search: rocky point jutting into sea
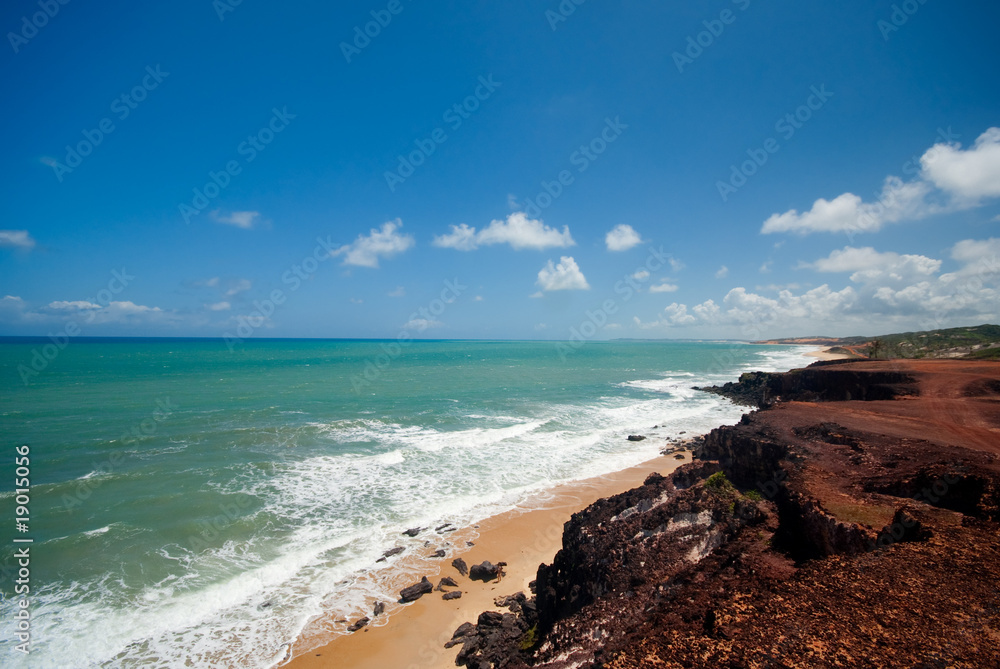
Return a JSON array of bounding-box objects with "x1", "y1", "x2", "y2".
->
[{"x1": 448, "y1": 359, "x2": 1000, "y2": 668}]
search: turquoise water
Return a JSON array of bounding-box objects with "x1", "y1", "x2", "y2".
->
[{"x1": 0, "y1": 339, "x2": 813, "y2": 667}]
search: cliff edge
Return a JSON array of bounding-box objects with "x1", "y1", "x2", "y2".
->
[{"x1": 450, "y1": 360, "x2": 1000, "y2": 668}]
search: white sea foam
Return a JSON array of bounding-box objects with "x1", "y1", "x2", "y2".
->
[{"x1": 0, "y1": 344, "x2": 818, "y2": 668}]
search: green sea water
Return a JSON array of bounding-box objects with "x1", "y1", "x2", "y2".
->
[{"x1": 0, "y1": 338, "x2": 814, "y2": 668}]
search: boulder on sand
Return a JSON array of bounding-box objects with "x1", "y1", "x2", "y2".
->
[
  {"x1": 400, "y1": 576, "x2": 433, "y2": 603},
  {"x1": 469, "y1": 561, "x2": 506, "y2": 582}
]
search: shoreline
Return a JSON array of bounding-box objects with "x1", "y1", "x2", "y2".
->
[
  {"x1": 284, "y1": 449, "x2": 694, "y2": 669},
  {"x1": 803, "y1": 346, "x2": 855, "y2": 361}
]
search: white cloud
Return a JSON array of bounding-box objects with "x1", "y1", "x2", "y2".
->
[
  {"x1": 433, "y1": 223, "x2": 478, "y2": 251},
  {"x1": 225, "y1": 279, "x2": 252, "y2": 297},
  {"x1": 605, "y1": 224, "x2": 642, "y2": 252},
  {"x1": 669, "y1": 257, "x2": 685, "y2": 273},
  {"x1": 434, "y1": 213, "x2": 574, "y2": 251},
  {"x1": 950, "y1": 237, "x2": 1000, "y2": 266},
  {"x1": 474, "y1": 295, "x2": 484, "y2": 302},
  {"x1": 631, "y1": 236, "x2": 1000, "y2": 334},
  {"x1": 756, "y1": 283, "x2": 802, "y2": 292},
  {"x1": 807, "y1": 246, "x2": 941, "y2": 284},
  {"x1": 761, "y1": 128, "x2": 1000, "y2": 236},
  {"x1": 0, "y1": 230, "x2": 36, "y2": 249},
  {"x1": 529, "y1": 291, "x2": 544, "y2": 299},
  {"x1": 48, "y1": 300, "x2": 101, "y2": 311},
  {"x1": 761, "y1": 178, "x2": 934, "y2": 235},
  {"x1": 921, "y1": 128, "x2": 1000, "y2": 203},
  {"x1": 649, "y1": 282, "x2": 679, "y2": 293},
  {"x1": 207, "y1": 301, "x2": 231, "y2": 311},
  {"x1": 632, "y1": 269, "x2": 650, "y2": 281},
  {"x1": 536, "y1": 256, "x2": 590, "y2": 291},
  {"x1": 196, "y1": 277, "x2": 221, "y2": 288},
  {"x1": 212, "y1": 210, "x2": 260, "y2": 229},
  {"x1": 333, "y1": 219, "x2": 415, "y2": 268},
  {"x1": 715, "y1": 266, "x2": 729, "y2": 279},
  {"x1": 404, "y1": 318, "x2": 443, "y2": 331},
  {"x1": 759, "y1": 261, "x2": 773, "y2": 273},
  {"x1": 349, "y1": 298, "x2": 363, "y2": 304},
  {"x1": 388, "y1": 286, "x2": 406, "y2": 298}
]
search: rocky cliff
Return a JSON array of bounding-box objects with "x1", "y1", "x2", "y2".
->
[{"x1": 449, "y1": 360, "x2": 1000, "y2": 668}]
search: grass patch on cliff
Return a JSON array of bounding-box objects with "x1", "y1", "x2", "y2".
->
[
  {"x1": 519, "y1": 624, "x2": 539, "y2": 651},
  {"x1": 705, "y1": 471, "x2": 738, "y2": 496}
]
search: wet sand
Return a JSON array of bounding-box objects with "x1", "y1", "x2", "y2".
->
[{"x1": 284, "y1": 451, "x2": 693, "y2": 669}]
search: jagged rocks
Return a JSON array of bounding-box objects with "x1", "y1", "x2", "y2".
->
[
  {"x1": 400, "y1": 576, "x2": 433, "y2": 603},
  {"x1": 372, "y1": 601, "x2": 385, "y2": 616},
  {"x1": 452, "y1": 557, "x2": 469, "y2": 576},
  {"x1": 347, "y1": 616, "x2": 369, "y2": 632},
  {"x1": 469, "y1": 561, "x2": 506, "y2": 582},
  {"x1": 443, "y1": 591, "x2": 462, "y2": 601},
  {"x1": 403, "y1": 527, "x2": 423, "y2": 537},
  {"x1": 627, "y1": 434, "x2": 646, "y2": 441},
  {"x1": 436, "y1": 576, "x2": 459, "y2": 591}
]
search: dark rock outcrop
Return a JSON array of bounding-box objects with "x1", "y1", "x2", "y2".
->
[
  {"x1": 399, "y1": 576, "x2": 433, "y2": 603},
  {"x1": 346, "y1": 616, "x2": 369, "y2": 632},
  {"x1": 443, "y1": 591, "x2": 462, "y2": 601},
  {"x1": 452, "y1": 557, "x2": 469, "y2": 576},
  {"x1": 449, "y1": 360, "x2": 1000, "y2": 668},
  {"x1": 469, "y1": 561, "x2": 505, "y2": 582},
  {"x1": 436, "y1": 576, "x2": 459, "y2": 591},
  {"x1": 626, "y1": 434, "x2": 646, "y2": 441}
]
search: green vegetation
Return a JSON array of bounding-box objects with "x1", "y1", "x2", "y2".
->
[
  {"x1": 745, "y1": 489, "x2": 764, "y2": 502},
  {"x1": 759, "y1": 324, "x2": 1000, "y2": 360},
  {"x1": 847, "y1": 324, "x2": 1000, "y2": 359},
  {"x1": 520, "y1": 624, "x2": 539, "y2": 651},
  {"x1": 705, "y1": 471, "x2": 737, "y2": 495},
  {"x1": 964, "y1": 346, "x2": 1000, "y2": 360}
]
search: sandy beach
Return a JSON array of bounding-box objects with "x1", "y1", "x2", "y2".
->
[
  {"x1": 284, "y1": 450, "x2": 694, "y2": 669},
  {"x1": 803, "y1": 346, "x2": 855, "y2": 361}
]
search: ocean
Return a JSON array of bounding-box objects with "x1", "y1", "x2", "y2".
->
[{"x1": 0, "y1": 338, "x2": 814, "y2": 668}]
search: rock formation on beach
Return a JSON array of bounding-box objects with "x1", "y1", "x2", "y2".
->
[{"x1": 450, "y1": 359, "x2": 1000, "y2": 668}]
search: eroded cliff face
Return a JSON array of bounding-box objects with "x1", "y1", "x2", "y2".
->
[{"x1": 450, "y1": 361, "x2": 1000, "y2": 669}]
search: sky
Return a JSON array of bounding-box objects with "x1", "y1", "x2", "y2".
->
[{"x1": 1, "y1": 0, "x2": 998, "y2": 342}]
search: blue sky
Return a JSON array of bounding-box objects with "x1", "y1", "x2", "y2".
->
[{"x1": 1, "y1": 0, "x2": 998, "y2": 341}]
